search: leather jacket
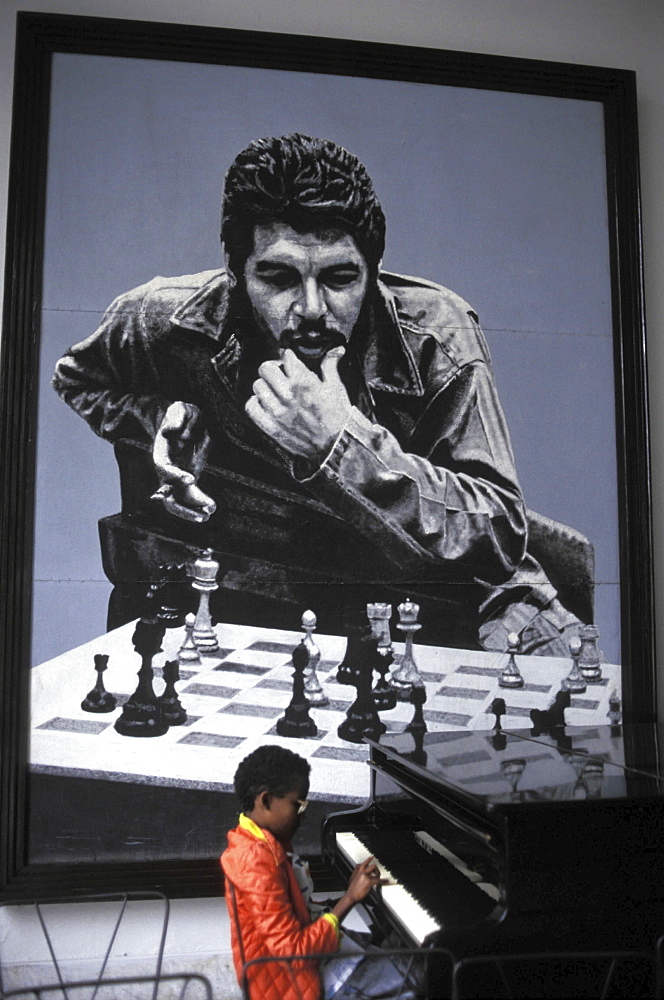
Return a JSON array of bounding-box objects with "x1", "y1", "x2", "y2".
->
[{"x1": 53, "y1": 269, "x2": 573, "y2": 650}]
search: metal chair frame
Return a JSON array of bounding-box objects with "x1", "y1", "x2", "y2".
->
[
  {"x1": 451, "y1": 948, "x2": 658, "y2": 1000},
  {"x1": 0, "y1": 892, "x2": 169, "y2": 1000},
  {"x1": 0, "y1": 972, "x2": 212, "y2": 1000}
]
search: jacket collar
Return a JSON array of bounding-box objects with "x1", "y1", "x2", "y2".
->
[{"x1": 170, "y1": 269, "x2": 424, "y2": 397}]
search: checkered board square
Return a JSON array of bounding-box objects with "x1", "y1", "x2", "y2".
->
[{"x1": 29, "y1": 620, "x2": 621, "y2": 804}]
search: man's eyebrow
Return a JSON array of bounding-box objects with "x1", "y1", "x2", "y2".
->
[{"x1": 254, "y1": 260, "x2": 298, "y2": 271}]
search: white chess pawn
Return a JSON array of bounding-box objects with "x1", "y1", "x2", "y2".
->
[
  {"x1": 301, "y1": 610, "x2": 328, "y2": 706},
  {"x1": 499, "y1": 632, "x2": 524, "y2": 689},
  {"x1": 192, "y1": 549, "x2": 220, "y2": 654},
  {"x1": 178, "y1": 612, "x2": 201, "y2": 665}
]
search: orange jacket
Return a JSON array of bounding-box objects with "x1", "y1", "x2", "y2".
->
[{"x1": 221, "y1": 816, "x2": 340, "y2": 1000}]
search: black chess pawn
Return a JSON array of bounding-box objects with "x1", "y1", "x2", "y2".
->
[
  {"x1": 488, "y1": 697, "x2": 507, "y2": 750},
  {"x1": 159, "y1": 659, "x2": 187, "y2": 726},
  {"x1": 372, "y1": 648, "x2": 397, "y2": 712},
  {"x1": 338, "y1": 642, "x2": 386, "y2": 744},
  {"x1": 114, "y1": 619, "x2": 169, "y2": 737},
  {"x1": 404, "y1": 682, "x2": 427, "y2": 736},
  {"x1": 156, "y1": 564, "x2": 188, "y2": 629},
  {"x1": 490, "y1": 696, "x2": 506, "y2": 730},
  {"x1": 276, "y1": 641, "x2": 318, "y2": 738},
  {"x1": 81, "y1": 653, "x2": 117, "y2": 713}
]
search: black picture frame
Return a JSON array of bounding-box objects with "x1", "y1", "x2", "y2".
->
[{"x1": 0, "y1": 11, "x2": 653, "y2": 899}]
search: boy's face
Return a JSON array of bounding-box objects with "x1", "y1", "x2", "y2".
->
[{"x1": 254, "y1": 777, "x2": 310, "y2": 845}]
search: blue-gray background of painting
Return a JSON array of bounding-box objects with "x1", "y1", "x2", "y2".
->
[{"x1": 32, "y1": 53, "x2": 618, "y2": 664}]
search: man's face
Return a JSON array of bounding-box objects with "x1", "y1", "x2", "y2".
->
[{"x1": 242, "y1": 221, "x2": 369, "y2": 367}]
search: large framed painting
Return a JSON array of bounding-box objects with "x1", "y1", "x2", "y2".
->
[{"x1": 0, "y1": 12, "x2": 652, "y2": 897}]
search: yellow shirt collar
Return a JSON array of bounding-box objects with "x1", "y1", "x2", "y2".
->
[{"x1": 239, "y1": 812, "x2": 266, "y2": 840}]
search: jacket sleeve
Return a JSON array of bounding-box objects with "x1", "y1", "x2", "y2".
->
[
  {"x1": 300, "y1": 356, "x2": 527, "y2": 586},
  {"x1": 51, "y1": 286, "x2": 173, "y2": 445},
  {"x1": 234, "y1": 848, "x2": 339, "y2": 959}
]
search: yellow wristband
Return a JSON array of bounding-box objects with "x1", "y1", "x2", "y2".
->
[{"x1": 323, "y1": 912, "x2": 340, "y2": 938}]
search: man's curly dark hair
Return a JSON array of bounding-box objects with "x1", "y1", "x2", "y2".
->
[
  {"x1": 233, "y1": 744, "x2": 311, "y2": 813},
  {"x1": 221, "y1": 133, "x2": 386, "y2": 279}
]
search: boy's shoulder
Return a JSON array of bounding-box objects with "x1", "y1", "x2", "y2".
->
[{"x1": 221, "y1": 824, "x2": 287, "y2": 884}]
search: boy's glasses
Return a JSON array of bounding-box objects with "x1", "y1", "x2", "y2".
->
[{"x1": 295, "y1": 798, "x2": 309, "y2": 815}]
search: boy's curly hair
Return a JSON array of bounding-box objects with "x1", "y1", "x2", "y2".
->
[{"x1": 233, "y1": 744, "x2": 311, "y2": 813}]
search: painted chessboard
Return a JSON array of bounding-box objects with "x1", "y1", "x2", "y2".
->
[{"x1": 30, "y1": 620, "x2": 621, "y2": 804}]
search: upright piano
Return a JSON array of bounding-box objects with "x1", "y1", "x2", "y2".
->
[{"x1": 322, "y1": 722, "x2": 664, "y2": 994}]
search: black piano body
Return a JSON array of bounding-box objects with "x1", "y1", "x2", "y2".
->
[{"x1": 322, "y1": 723, "x2": 664, "y2": 994}]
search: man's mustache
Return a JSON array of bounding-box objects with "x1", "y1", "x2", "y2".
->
[{"x1": 279, "y1": 322, "x2": 346, "y2": 354}]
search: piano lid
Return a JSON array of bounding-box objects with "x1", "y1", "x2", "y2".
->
[{"x1": 365, "y1": 724, "x2": 664, "y2": 807}]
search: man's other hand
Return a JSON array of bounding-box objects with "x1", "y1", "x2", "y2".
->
[
  {"x1": 152, "y1": 401, "x2": 216, "y2": 523},
  {"x1": 245, "y1": 347, "x2": 353, "y2": 460}
]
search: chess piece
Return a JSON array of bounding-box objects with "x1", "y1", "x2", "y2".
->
[
  {"x1": 372, "y1": 647, "x2": 397, "y2": 711},
  {"x1": 366, "y1": 603, "x2": 392, "y2": 655},
  {"x1": 81, "y1": 653, "x2": 117, "y2": 713},
  {"x1": 159, "y1": 659, "x2": 187, "y2": 726},
  {"x1": 404, "y1": 681, "x2": 427, "y2": 736},
  {"x1": 561, "y1": 636, "x2": 587, "y2": 693},
  {"x1": 301, "y1": 610, "x2": 328, "y2": 706},
  {"x1": 578, "y1": 624, "x2": 602, "y2": 683},
  {"x1": 114, "y1": 619, "x2": 169, "y2": 737},
  {"x1": 277, "y1": 641, "x2": 318, "y2": 738},
  {"x1": 367, "y1": 603, "x2": 397, "y2": 711},
  {"x1": 178, "y1": 612, "x2": 201, "y2": 665},
  {"x1": 530, "y1": 689, "x2": 571, "y2": 737},
  {"x1": 389, "y1": 599, "x2": 424, "y2": 700},
  {"x1": 607, "y1": 689, "x2": 622, "y2": 728},
  {"x1": 490, "y1": 696, "x2": 506, "y2": 730},
  {"x1": 336, "y1": 613, "x2": 374, "y2": 686},
  {"x1": 499, "y1": 632, "x2": 524, "y2": 689},
  {"x1": 338, "y1": 638, "x2": 386, "y2": 744},
  {"x1": 192, "y1": 548, "x2": 220, "y2": 654},
  {"x1": 156, "y1": 563, "x2": 188, "y2": 629}
]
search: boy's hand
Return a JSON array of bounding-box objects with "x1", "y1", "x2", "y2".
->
[{"x1": 346, "y1": 857, "x2": 390, "y2": 903}]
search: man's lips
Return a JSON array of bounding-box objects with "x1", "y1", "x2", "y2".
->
[{"x1": 280, "y1": 327, "x2": 345, "y2": 360}]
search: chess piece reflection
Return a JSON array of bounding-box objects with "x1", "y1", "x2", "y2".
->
[
  {"x1": 607, "y1": 689, "x2": 622, "y2": 731},
  {"x1": 301, "y1": 610, "x2": 328, "y2": 706},
  {"x1": 81, "y1": 654, "x2": 117, "y2": 713},
  {"x1": 192, "y1": 548, "x2": 220, "y2": 654},
  {"x1": 390, "y1": 599, "x2": 424, "y2": 700},
  {"x1": 499, "y1": 632, "x2": 524, "y2": 689},
  {"x1": 277, "y1": 641, "x2": 318, "y2": 738},
  {"x1": 114, "y1": 619, "x2": 169, "y2": 737},
  {"x1": 159, "y1": 659, "x2": 187, "y2": 726},
  {"x1": 501, "y1": 758, "x2": 527, "y2": 800}
]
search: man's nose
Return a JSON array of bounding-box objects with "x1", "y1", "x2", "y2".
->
[{"x1": 294, "y1": 279, "x2": 326, "y2": 319}]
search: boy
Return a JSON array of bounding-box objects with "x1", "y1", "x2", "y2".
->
[{"x1": 221, "y1": 744, "x2": 422, "y2": 1000}]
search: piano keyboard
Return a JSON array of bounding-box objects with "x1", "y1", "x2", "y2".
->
[
  {"x1": 335, "y1": 828, "x2": 501, "y2": 946},
  {"x1": 336, "y1": 829, "x2": 442, "y2": 944}
]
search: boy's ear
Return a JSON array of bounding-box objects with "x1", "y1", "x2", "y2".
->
[{"x1": 258, "y1": 789, "x2": 271, "y2": 811}]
